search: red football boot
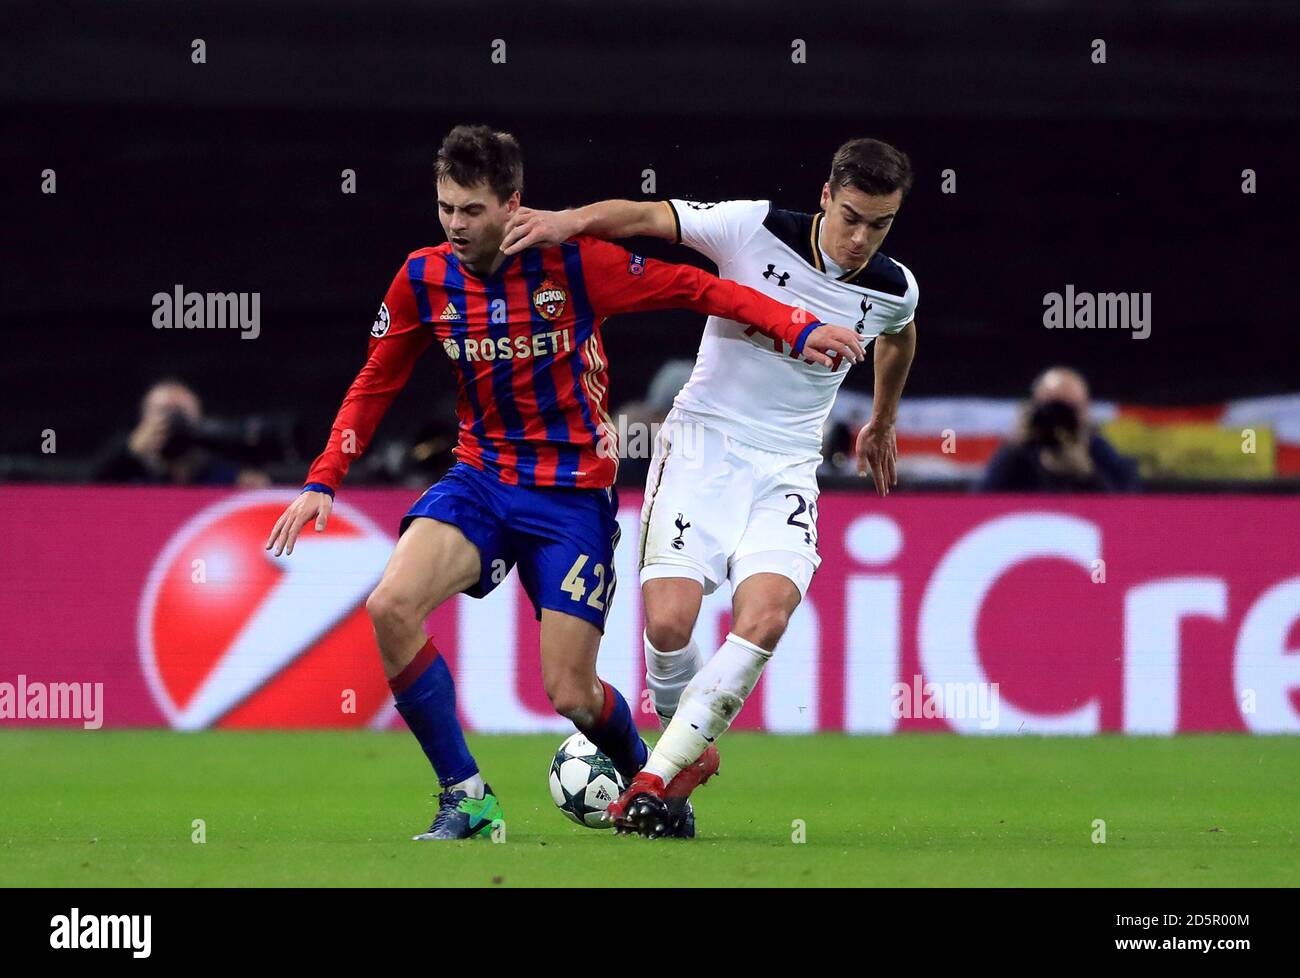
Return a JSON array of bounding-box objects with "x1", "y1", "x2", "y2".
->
[
  {"x1": 665, "y1": 743, "x2": 720, "y2": 805},
  {"x1": 610, "y1": 744, "x2": 721, "y2": 838},
  {"x1": 608, "y1": 772, "x2": 670, "y2": 837}
]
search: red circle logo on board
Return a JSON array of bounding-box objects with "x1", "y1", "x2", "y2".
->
[{"x1": 137, "y1": 492, "x2": 395, "y2": 729}]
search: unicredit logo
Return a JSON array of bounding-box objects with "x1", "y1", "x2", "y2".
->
[{"x1": 137, "y1": 492, "x2": 394, "y2": 729}]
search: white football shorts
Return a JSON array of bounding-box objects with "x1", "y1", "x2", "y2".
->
[{"x1": 638, "y1": 408, "x2": 822, "y2": 598}]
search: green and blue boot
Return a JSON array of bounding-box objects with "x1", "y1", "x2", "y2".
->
[{"x1": 413, "y1": 784, "x2": 503, "y2": 841}]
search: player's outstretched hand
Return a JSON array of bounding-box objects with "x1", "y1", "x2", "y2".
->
[
  {"x1": 856, "y1": 421, "x2": 898, "y2": 497},
  {"x1": 264, "y1": 490, "x2": 333, "y2": 557},
  {"x1": 501, "y1": 207, "x2": 581, "y2": 255},
  {"x1": 802, "y1": 324, "x2": 866, "y2": 369}
]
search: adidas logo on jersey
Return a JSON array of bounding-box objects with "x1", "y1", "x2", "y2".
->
[{"x1": 439, "y1": 302, "x2": 461, "y2": 321}]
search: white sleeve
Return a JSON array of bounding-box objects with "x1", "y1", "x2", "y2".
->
[
  {"x1": 880, "y1": 263, "x2": 919, "y2": 334},
  {"x1": 665, "y1": 199, "x2": 769, "y2": 266}
]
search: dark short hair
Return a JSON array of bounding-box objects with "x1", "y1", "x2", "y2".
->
[
  {"x1": 435, "y1": 124, "x2": 523, "y2": 202},
  {"x1": 829, "y1": 138, "x2": 913, "y2": 198}
]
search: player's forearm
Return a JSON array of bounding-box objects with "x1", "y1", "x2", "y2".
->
[
  {"x1": 303, "y1": 391, "x2": 391, "y2": 493},
  {"x1": 669, "y1": 270, "x2": 816, "y2": 353},
  {"x1": 303, "y1": 333, "x2": 427, "y2": 492},
  {"x1": 870, "y1": 321, "x2": 916, "y2": 425},
  {"x1": 570, "y1": 200, "x2": 674, "y2": 241},
  {"x1": 593, "y1": 248, "x2": 816, "y2": 354}
]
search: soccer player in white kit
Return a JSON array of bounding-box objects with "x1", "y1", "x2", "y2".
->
[{"x1": 502, "y1": 138, "x2": 918, "y2": 836}]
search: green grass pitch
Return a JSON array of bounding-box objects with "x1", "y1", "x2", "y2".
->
[{"x1": 1, "y1": 731, "x2": 1296, "y2": 887}]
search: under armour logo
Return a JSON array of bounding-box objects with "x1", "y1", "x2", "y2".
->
[
  {"x1": 763, "y1": 264, "x2": 790, "y2": 287},
  {"x1": 672, "y1": 513, "x2": 691, "y2": 550},
  {"x1": 854, "y1": 295, "x2": 873, "y2": 334}
]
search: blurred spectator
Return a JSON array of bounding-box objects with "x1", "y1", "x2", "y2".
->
[
  {"x1": 821, "y1": 388, "x2": 873, "y2": 477},
  {"x1": 93, "y1": 380, "x2": 270, "y2": 487},
  {"x1": 613, "y1": 359, "x2": 694, "y2": 485},
  {"x1": 357, "y1": 410, "x2": 460, "y2": 489},
  {"x1": 644, "y1": 360, "x2": 696, "y2": 419},
  {"x1": 402, "y1": 414, "x2": 460, "y2": 487},
  {"x1": 979, "y1": 367, "x2": 1139, "y2": 492}
]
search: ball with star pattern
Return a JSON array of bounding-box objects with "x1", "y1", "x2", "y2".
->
[{"x1": 549, "y1": 732, "x2": 626, "y2": 828}]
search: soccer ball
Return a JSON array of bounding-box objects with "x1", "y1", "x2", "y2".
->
[{"x1": 549, "y1": 732, "x2": 626, "y2": 828}]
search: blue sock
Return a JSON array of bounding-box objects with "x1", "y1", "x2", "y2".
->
[
  {"x1": 581, "y1": 681, "x2": 649, "y2": 781},
  {"x1": 390, "y1": 640, "x2": 478, "y2": 788}
]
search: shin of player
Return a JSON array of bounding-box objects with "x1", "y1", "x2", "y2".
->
[
  {"x1": 366, "y1": 518, "x2": 489, "y2": 804},
  {"x1": 643, "y1": 582, "x2": 704, "y2": 727},
  {"x1": 540, "y1": 609, "x2": 649, "y2": 781},
  {"x1": 642, "y1": 572, "x2": 799, "y2": 783}
]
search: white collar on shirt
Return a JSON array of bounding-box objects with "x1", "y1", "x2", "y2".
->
[{"x1": 816, "y1": 218, "x2": 848, "y2": 278}]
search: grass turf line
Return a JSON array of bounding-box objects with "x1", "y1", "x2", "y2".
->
[{"x1": 1, "y1": 731, "x2": 1296, "y2": 887}]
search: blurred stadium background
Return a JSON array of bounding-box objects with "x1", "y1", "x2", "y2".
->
[{"x1": 4, "y1": 0, "x2": 1300, "y2": 492}]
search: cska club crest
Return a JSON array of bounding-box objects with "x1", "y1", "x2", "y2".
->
[{"x1": 532, "y1": 278, "x2": 567, "y2": 321}]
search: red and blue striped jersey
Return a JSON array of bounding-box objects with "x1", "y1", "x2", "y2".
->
[{"x1": 305, "y1": 235, "x2": 821, "y2": 491}]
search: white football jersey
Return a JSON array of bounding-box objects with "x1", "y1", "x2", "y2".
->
[{"x1": 664, "y1": 198, "x2": 918, "y2": 460}]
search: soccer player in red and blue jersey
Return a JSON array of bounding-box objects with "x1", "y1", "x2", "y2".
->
[{"x1": 265, "y1": 125, "x2": 865, "y2": 840}]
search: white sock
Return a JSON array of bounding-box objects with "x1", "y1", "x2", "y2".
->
[
  {"x1": 451, "y1": 773, "x2": 485, "y2": 799},
  {"x1": 644, "y1": 632, "x2": 703, "y2": 726},
  {"x1": 644, "y1": 632, "x2": 771, "y2": 784}
]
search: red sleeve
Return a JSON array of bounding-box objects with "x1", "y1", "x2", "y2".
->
[
  {"x1": 303, "y1": 265, "x2": 431, "y2": 493},
  {"x1": 575, "y1": 236, "x2": 821, "y2": 354}
]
